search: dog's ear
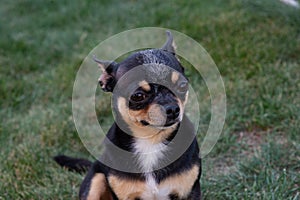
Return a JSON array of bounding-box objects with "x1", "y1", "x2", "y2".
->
[
  {"x1": 93, "y1": 55, "x2": 118, "y2": 92},
  {"x1": 161, "y1": 31, "x2": 176, "y2": 55},
  {"x1": 161, "y1": 31, "x2": 184, "y2": 72}
]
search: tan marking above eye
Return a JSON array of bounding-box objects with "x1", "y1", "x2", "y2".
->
[
  {"x1": 171, "y1": 71, "x2": 180, "y2": 84},
  {"x1": 138, "y1": 80, "x2": 151, "y2": 91}
]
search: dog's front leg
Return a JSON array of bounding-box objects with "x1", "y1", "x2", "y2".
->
[{"x1": 79, "y1": 163, "x2": 113, "y2": 200}]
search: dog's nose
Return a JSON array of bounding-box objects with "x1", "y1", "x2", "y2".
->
[{"x1": 166, "y1": 104, "x2": 180, "y2": 120}]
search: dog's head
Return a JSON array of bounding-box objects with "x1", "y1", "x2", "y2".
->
[{"x1": 95, "y1": 31, "x2": 189, "y2": 140}]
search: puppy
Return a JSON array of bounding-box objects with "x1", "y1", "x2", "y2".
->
[{"x1": 55, "y1": 31, "x2": 201, "y2": 200}]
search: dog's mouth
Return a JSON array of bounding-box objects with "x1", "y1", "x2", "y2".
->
[
  {"x1": 140, "y1": 119, "x2": 179, "y2": 129},
  {"x1": 140, "y1": 120, "x2": 150, "y2": 126}
]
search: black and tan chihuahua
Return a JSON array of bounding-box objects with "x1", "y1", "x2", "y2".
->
[{"x1": 54, "y1": 31, "x2": 201, "y2": 200}]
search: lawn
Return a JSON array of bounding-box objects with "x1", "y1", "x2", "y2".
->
[{"x1": 0, "y1": 0, "x2": 299, "y2": 199}]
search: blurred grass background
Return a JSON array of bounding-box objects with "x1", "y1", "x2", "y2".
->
[{"x1": 0, "y1": 0, "x2": 299, "y2": 199}]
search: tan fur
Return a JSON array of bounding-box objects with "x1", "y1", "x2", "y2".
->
[
  {"x1": 159, "y1": 164, "x2": 200, "y2": 198},
  {"x1": 108, "y1": 165, "x2": 199, "y2": 199},
  {"x1": 171, "y1": 71, "x2": 180, "y2": 84},
  {"x1": 138, "y1": 80, "x2": 151, "y2": 91},
  {"x1": 117, "y1": 97, "x2": 177, "y2": 143},
  {"x1": 108, "y1": 175, "x2": 146, "y2": 200},
  {"x1": 87, "y1": 173, "x2": 113, "y2": 200}
]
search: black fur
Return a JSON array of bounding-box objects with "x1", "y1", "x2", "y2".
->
[{"x1": 116, "y1": 49, "x2": 184, "y2": 80}]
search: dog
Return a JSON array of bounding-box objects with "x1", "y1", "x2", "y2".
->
[{"x1": 54, "y1": 31, "x2": 201, "y2": 200}]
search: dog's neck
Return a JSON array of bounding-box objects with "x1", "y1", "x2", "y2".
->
[
  {"x1": 133, "y1": 138, "x2": 169, "y2": 173},
  {"x1": 132, "y1": 124, "x2": 179, "y2": 173}
]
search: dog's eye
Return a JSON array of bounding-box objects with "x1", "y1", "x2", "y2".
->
[
  {"x1": 177, "y1": 81, "x2": 188, "y2": 93},
  {"x1": 130, "y1": 92, "x2": 146, "y2": 102}
]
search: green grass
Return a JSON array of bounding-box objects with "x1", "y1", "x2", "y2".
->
[{"x1": 1, "y1": 0, "x2": 299, "y2": 199}]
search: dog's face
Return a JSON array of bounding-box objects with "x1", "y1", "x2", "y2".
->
[
  {"x1": 123, "y1": 76, "x2": 188, "y2": 128},
  {"x1": 95, "y1": 32, "x2": 189, "y2": 140}
]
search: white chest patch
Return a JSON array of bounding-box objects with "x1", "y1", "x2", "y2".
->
[
  {"x1": 134, "y1": 139, "x2": 168, "y2": 172},
  {"x1": 134, "y1": 139, "x2": 170, "y2": 199},
  {"x1": 142, "y1": 175, "x2": 171, "y2": 200}
]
